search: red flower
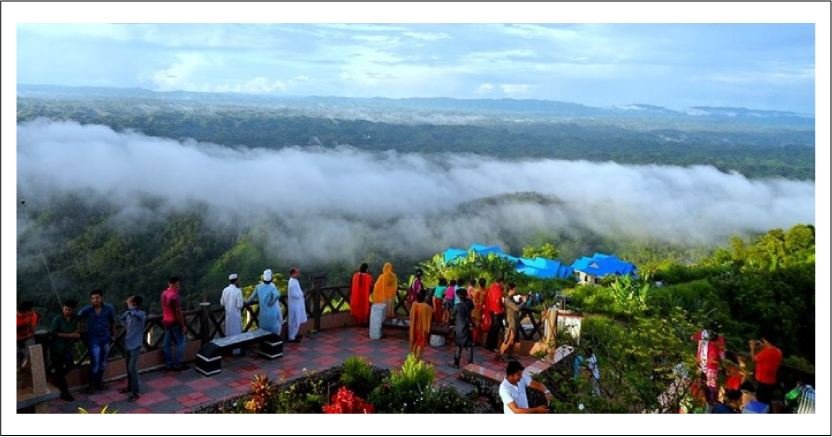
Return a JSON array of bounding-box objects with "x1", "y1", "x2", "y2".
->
[{"x1": 323, "y1": 387, "x2": 375, "y2": 414}]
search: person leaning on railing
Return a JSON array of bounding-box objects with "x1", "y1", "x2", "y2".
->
[{"x1": 49, "y1": 299, "x2": 80, "y2": 401}]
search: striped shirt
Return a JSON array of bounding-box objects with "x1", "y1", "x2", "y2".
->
[{"x1": 797, "y1": 385, "x2": 815, "y2": 414}]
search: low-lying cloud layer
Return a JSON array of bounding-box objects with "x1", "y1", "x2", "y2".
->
[{"x1": 17, "y1": 119, "x2": 815, "y2": 264}]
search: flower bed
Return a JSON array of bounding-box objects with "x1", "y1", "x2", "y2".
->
[{"x1": 193, "y1": 355, "x2": 492, "y2": 414}]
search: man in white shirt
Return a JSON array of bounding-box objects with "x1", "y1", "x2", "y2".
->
[
  {"x1": 220, "y1": 273, "x2": 244, "y2": 355},
  {"x1": 287, "y1": 267, "x2": 308, "y2": 343},
  {"x1": 499, "y1": 360, "x2": 553, "y2": 414}
]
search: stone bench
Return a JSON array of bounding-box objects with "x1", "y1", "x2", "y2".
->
[{"x1": 195, "y1": 329, "x2": 283, "y2": 376}]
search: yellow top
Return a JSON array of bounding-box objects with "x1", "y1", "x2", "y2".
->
[
  {"x1": 409, "y1": 301, "x2": 433, "y2": 344},
  {"x1": 372, "y1": 262, "x2": 398, "y2": 303}
]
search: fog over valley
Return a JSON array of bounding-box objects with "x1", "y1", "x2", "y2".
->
[{"x1": 17, "y1": 119, "x2": 814, "y2": 266}]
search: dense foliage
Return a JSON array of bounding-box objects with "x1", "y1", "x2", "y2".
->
[
  {"x1": 539, "y1": 224, "x2": 815, "y2": 412},
  {"x1": 368, "y1": 354, "x2": 476, "y2": 413},
  {"x1": 339, "y1": 356, "x2": 381, "y2": 398},
  {"x1": 198, "y1": 356, "x2": 476, "y2": 414}
]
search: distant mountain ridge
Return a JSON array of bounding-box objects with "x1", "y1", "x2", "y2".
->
[{"x1": 17, "y1": 83, "x2": 813, "y2": 121}]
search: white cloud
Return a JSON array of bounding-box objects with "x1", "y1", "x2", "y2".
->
[
  {"x1": 496, "y1": 24, "x2": 584, "y2": 41},
  {"x1": 352, "y1": 34, "x2": 401, "y2": 45},
  {"x1": 151, "y1": 53, "x2": 218, "y2": 91},
  {"x1": 150, "y1": 53, "x2": 290, "y2": 94},
  {"x1": 402, "y1": 31, "x2": 451, "y2": 41},
  {"x1": 707, "y1": 68, "x2": 814, "y2": 85},
  {"x1": 475, "y1": 83, "x2": 495, "y2": 95},
  {"x1": 316, "y1": 24, "x2": 409, "y2": 33},
  {"x1": 461, "y1": 49, "x2": 537, "y2": 65},
  {"x1": 213, "y1": 77, "x2": 287, "y2": 94},
  {"x1": 17, "y1": 120, "x2": 815, "y2": 264},
  {"x1": 20, "y1": 24, "x2": 132, "y2": 41},
  {"x1": 499, "y1": 83, "x2": 530, "y2": 96}
]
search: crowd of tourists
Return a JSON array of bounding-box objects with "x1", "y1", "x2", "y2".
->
[
  {"x1": 18, "y1": 261, "x2": 814, "y2": 415},
  {"x1": 686, "y1": 324, "x2": 813, "y2": 414}
]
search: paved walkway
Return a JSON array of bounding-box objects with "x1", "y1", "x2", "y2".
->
[{"x1": 42, "y1": 327, "x2": 536, "y2": 413}]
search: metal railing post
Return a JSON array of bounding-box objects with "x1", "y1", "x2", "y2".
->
[{"x1": 199, "y1": 302, "x2": 211, "y2": 345}]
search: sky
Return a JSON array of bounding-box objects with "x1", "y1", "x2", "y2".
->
[{"x1": 16, "y1": 23, "x2": 815, "y2": 113}]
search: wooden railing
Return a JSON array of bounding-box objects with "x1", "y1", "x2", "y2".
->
[{"x1": 38, "y1": 281, "x2": 552, "y2": 370}]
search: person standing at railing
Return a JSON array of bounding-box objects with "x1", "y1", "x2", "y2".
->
[
  {"x1": 220, "y1": 273, "x2": 244, "y2": 355},
  {"x1": 405, "y1": 269, "x2": 423, "y2": 313},
  {"x1": 432, "y1": 278, "x2": 448, "y2": 326},
  {"x1": 484, "y1": 277, "x2": 506, "y2": 352},
  {"x1": 119, "y1": 295, "x2": 146, "y2": 402},
  {"x1": 17, "y1": 301, "x2": 39, "y2": 369},
  {"x1": 287, "y1": 267, "x2": 308, "y2": 343},
  {"x1": 49, "y1": 298, "x2": 79, "y2": 401},
  {"x1": 443, "y1": 280, "x2": 457, "y2": 326},
  {"x1": 78, "y1": 289, "x2": 116, "y2": 392},
  {"x1": 350, "y1": 263, "x2": 373, "y2": 325},
  {"x1": 497, "y1": 284, "x2": 525, "y2": 362},
  {"x1": 247, "y1": 269, "x2": 283, "y2": 336},
  {"x1": 161, "y1": 277, "x2": 188, "y2": 371},
  {"x1": 469, "y1": 278, "x2": 484, "y2": 344},
  {"x1": 372, "y1": 263, "x2": 398, "y2": 319},
  {"x1": 451, "y1": 288, "x2": 475, "y2": 368}
]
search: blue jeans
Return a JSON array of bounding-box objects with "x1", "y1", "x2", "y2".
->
[
  {"x1": 88, "y1": 339, "x2": 110, "y2": 386},
  {"x1": 125, "y1": 347, "x2": 140, "y2": 395},
  {"x1": 162, "y1": 325, "x2": 185, "y2": 368}
]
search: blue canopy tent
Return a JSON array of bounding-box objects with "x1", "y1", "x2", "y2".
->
[
  {"x1": 441, "y1": 243, "x2": 574, "y2": 280},
  {"x1": 571, "y1": 253, "x2": 637, "y2": 278},
  {"x1": 516, "y1": 257, "x2": 575, "y2": 279},
  {"x1": 443, "y1": 248, "x2": 468, "y2": 264}
]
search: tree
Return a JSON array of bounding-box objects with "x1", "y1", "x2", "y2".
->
[{"x1": 521, "y1": 242, "x2": 560, "y2": 260}]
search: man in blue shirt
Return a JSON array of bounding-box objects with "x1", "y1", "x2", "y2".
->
[
  {"x1": 78, "y1": 289, "x2": 116, "y2": 393},
  {"x1": 119, "y1": 295, "x2": 146, "y2": 401}
]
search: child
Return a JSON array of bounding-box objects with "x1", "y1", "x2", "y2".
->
[
  {"x1": 119, "y1": 295, "x2": 146, "y2": 401},
  {"x1": 443, "y1": 280, "x2": 457, "y2": 325},
  {"x1": 17, "y1": 301, "x2": 39, "y2": 369}
]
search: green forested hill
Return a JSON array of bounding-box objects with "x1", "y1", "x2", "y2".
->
[{"x1": 17, "y1": 97, "x2": 815, "y2": 180}]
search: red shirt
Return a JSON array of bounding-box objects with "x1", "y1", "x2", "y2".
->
[
  {"x1": 691, "y1": 330, "x2": 725, "y2": 370},
  {"x1": 754, "y1": 345, "x2": 782, "y2": 385},
  {"x1": 161, "y1": 287, "x2": 181, "y2": 327},
  {"x1": 485, "y1": 283, "x2": 504, "y2": 315},
  {"x1": 725, "y1": 374, "x2": 742, "y2": 391},
  {"x1": 17, "y1": 312, "x2": 39, "y2": 340}
]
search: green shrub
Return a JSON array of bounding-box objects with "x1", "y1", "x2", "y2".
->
[
  {"x1": 369, "y1": 354, "x2": 437, "y2": 413},
  {"x1": 422, "y1": 385, "x2": 474, "y2": 413},
  {"x1": 340, "y1": 356, "x2": 380, "y2": 398},
  {"x1": 392, "y1": 353, "x2": 435, "y2": 390}
]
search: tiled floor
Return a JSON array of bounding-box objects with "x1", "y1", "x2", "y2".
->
[{"x1": 42, "y1": 326, "x2": 537, "y2": 414}]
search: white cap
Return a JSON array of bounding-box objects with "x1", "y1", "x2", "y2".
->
[
  {"x1": 228, "y1": 273, "x2": 238, "y2": 281},
  {"x1": 263, "y1": 269, "x2": 273, "y2": 282}
]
